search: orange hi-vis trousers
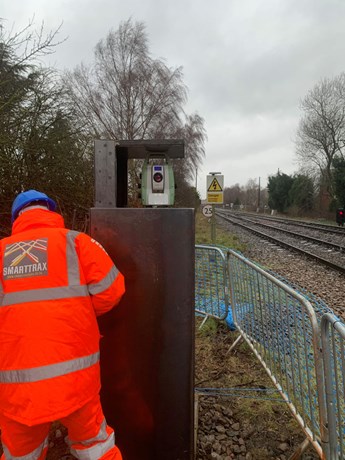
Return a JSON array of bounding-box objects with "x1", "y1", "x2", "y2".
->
[{"x1": 0, "y1": 395, "x2": 122, "y2": 460}]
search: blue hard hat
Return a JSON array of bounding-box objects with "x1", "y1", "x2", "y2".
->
[{"x1": 12, "y1": 190, "x2": 57, "y2": 223}]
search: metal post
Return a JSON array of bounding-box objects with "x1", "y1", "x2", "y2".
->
[
  {"x1": 194, "y1": 392, "x2": 199, "y2": 459},
  {"x1": 207, "y1": 172, "x2": 223, "y2": 243},
  {"x1": 211, "y1": 204, "x2": 216, "y2": 243}
]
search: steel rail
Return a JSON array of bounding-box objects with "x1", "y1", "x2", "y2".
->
[
  {"x1": 216, "y1": 211, "x2": 345, "y2": 275},
  {"x1": 219, "y1": 209, "x2": 345, "y2": 234},
  {"x1": 217, "y1": 212, "x2": 345, "y2": 253}
]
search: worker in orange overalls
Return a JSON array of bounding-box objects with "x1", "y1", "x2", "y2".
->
[{"x1": 0, "y1": 190, "x2": 126, "y2": 460}]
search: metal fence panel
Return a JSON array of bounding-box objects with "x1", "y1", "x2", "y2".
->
[
  {"x1": 321, "y1": 313, "x2": 345, "y2": 460},
  {"x1": 227, "y1": 249, "x2": 327, "y2": 458},
  {"x1": 195, "y1": 245, "x2": 229, "y2": 320},
  {"x1": 194, "y1": 245, "x2": 345, "y2": 459}
]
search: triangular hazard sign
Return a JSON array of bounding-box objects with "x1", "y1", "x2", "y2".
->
[{"x1": 208, "y1": 177, "x2": 222, "y2": 192}]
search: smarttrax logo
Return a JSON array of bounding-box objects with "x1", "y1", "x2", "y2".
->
[{"x1": 3, "y1": 239, "x2": 48, "y2": 280}]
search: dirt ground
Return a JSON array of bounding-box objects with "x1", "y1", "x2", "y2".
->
[
  {"x1": 195, "y1": 317, "x2": 320, "y2": 460},
  {"x1": 46, "y1": 425, "x2": 73, "y2": 459}
]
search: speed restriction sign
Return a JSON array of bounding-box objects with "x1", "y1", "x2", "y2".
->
[{"x1": 202, "y1": 205, "x2": 213, "y2": 217}]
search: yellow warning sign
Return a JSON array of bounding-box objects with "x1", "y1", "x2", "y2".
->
[
  {"x1": 208, "y1": 177, "x2": 223, "y2": 192},
  {"x1": 207, "y1": 193, "x2": 223, "y2": 203}
]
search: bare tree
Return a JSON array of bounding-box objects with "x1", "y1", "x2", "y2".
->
[
  {"x1": 64, "y1": 18, "x2": 206, "y2": 200},
  {"x1": 243, "y1": 178, "x2": 258, "y2": 208},
  {"x1": 0, "y1": 18, "x2": 64, "y2": 119},
  {"x1": 0, "y1": 17, "x2": 64, "y2": 64},
  {"x1": 295, "y1": 74, "x2": 345, "y2": 196},
  {"x1": 224, "y1": 184, "x2": 242, "y2": 205},
  {"x1": 173, "y1": 113, "x2": 207, "y2": 183},
  {"x1": 64, "y1": 20, "x2": 187, "y2": 138}
]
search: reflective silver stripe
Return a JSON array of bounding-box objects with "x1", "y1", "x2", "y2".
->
[
  {"x1": 71, "y1": 431, "x2": 115, "y2": 460},
  {"x1": 1, "y1": 285, "x2": 89, "y2": 306},
  {"x1": 69, "y1": 419, "x2": 108, "y2": 445},
  {"x1": 66, "y1": 230, "x2": 81, "y2": 285},
  {"x1": 0, "y1": 352, "x2": 99, "y2": 383},
  {"x1": 88, "y1": 266, "x2": 119, "y2": 296},
  {"x1": 3, "y1": 436, "x2": 49, "y2": 460}
]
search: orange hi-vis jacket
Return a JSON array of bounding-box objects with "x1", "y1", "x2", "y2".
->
[{"x1": 0, "y1": 208, "x2": 125, "y2": 425}]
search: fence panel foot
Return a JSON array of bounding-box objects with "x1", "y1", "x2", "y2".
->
[
  {"x1": 288, "y1": 438, "x2": 311, "y2": 460},
  {"x1": 226, "y1": 334, "x2": 243, "y2": 355}
]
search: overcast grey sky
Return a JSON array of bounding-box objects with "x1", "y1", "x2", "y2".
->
[{"x1": 2, "y1": 0, "x2": 345, "y2": 198}]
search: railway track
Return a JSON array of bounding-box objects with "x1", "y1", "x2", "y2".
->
[
  {"x1": 227, "y1": 213, "x2": 345, "y2": 249},
  {"x1": 214, "y1": 209, "x2": 345, "y2": 319},
  {"x1": 216, "y1": 210, "x2": 345, "y2": 274},
  {"x1": 229, "y1": 211, "x2": 344, "y2": 233}
]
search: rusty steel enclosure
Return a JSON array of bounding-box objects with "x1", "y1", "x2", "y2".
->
[{"x1": 90, "y1": 208, "x2": 195, "y2": 460}]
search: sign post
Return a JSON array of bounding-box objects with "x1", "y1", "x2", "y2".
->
[{"x1": 206, "y1": 172, "x2": 224, "y2": 243}]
